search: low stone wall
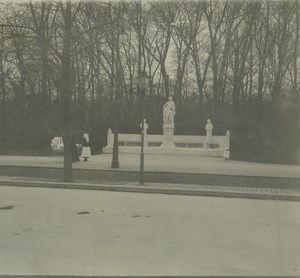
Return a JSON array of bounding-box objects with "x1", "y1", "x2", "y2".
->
[{"x1": 103, "y1": 129, "x2": 230, "y2": 157}]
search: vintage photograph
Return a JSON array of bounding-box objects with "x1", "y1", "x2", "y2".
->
[{"x1": 0, "y1": 0, "x2": 299, "y2": 276}]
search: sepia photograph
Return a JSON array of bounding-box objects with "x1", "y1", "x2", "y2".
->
[{"x1": 0, "y1": 0, "x2": 299, "y2": 276}]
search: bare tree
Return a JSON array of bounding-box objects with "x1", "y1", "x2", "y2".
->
[
  {"x1": 266, "y1": 2, "x2": 296, "y2": 107},
  {"x1": 228, "y1": 3, "x2": 255, "y2": 110},
  {"x1": 293, "y1": 1, "x2": 299, "y2": 104},
  {"x1": 253, "y1": 1, "x2": 277, "y2": 117},
  {"x1": 204, "y1": 1, "x2": 229, "y2": 110},
  {"x1": 144, "y1": 2, "x2": 178, "y2": 99},
  {"x1": 57, "y1": 1, "x2": 81, "y2": 182},
  {"x1": 171, "y1": 2, "x2": 203, "y2": 105}
]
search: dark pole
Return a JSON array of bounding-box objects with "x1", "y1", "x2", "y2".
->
[
  {"x1": 111, "y1": 130, "x2": 119, "y2": 168},
  {"x1": 139, "y1": 89, "x2": 145, "y2": 185}
]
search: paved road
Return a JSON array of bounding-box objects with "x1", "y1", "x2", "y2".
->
[
  {"x1": 0, "y1": 185, "x2": 299, "y2": 276},
  {"x1": 1, "y1": 176, "x2": 300, "y2": 201}
]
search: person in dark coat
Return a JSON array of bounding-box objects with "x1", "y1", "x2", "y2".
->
[{"x1": 71, "y1": 133, "x2": 80, "y2": 162}]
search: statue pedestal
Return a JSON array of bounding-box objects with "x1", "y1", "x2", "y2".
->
[{"x1": 160, "y1": 125, "x2": 175, "y2": 148}]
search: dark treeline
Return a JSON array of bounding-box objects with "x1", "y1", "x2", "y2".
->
[{"x1": 0, "y1": 1, "x2": 299, "y2": 164}]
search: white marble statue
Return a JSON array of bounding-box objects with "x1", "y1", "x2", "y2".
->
[
  {"x1": 163, "y1": 97, "x2": 176, "y2": 126},
  {"x1": 205, "y1": 119, "x2": 213, "y2": 138},
  {"x1": 140, "y1": 119, "x2": 149, "y2": 135},
  {"x1": 203, "y1": 119, "x2": 213, "y2": 148},
  {"x1": 107, "y1": 128, "x2": 113, "y2": 147}
]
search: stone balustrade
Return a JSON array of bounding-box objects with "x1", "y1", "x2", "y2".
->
[{"x1": 103, "y1": 129, "x2": 230, "y2": 157}]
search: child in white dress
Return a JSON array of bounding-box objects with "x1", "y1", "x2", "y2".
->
[
  {"x1": 81, "y1": 133, "x2": 91, "y2": 161},
  {"x1": 224, "y1": 148, "x2": 230, "y2": 161}
]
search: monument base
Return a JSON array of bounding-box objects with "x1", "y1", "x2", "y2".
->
[
  {"x1": 160, "y1": 125, "x2": 175, "y2": 148},
  {"x1": 160, "y1": 142, "x2": 176, "y2": 148}
]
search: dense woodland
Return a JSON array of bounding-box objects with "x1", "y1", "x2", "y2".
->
[{"x1": 0, "y1": 0, "x2": 299, "y2": 164}]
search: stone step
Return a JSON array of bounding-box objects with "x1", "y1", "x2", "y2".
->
[{"x1": 103, "y1": 146, "x2": 224, "y2": 156}]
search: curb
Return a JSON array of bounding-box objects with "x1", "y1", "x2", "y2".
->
[{"x1": 0, "y1": 179, "x2": 299, "y2": 202}]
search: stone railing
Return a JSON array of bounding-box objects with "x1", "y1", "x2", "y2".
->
[{"x1": 103, "y1": 128, "x2": 230, "y2": 157}]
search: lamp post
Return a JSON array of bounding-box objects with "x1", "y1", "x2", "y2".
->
[{"x1": 137, "y1": 70, "x2": 150, "y2": 185}]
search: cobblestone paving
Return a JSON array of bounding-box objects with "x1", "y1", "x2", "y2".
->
[{"x1": 125, "y1": 182, "x2": 300, "y2": 197}]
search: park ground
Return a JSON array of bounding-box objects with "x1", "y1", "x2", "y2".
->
[
  {"x1": 0, "y1": 185, "x2": 299, "y2": 276},
  {"x1": 0, "y1": 153, "x2": 300, "y2": 178}
]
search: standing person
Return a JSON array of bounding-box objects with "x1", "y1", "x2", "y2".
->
[
  {"x1": 224, "y1": 148, "x2": 230, "y2": 161},
  {"x1": 71, "y1": 133, "x2": 80, "y2": 162},
  {"x1": 81, "y1": 133, "x2": 91, "y2": 161}
]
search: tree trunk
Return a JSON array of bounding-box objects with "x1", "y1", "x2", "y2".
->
[
  {"x1": 294, "y1": 1, "x2": 299, "y2": 103},
  {"x1": 61, "y1": 1, "x2": 73, "y2": 182},
  {"x1": 0, "y1": 26, "x2": 6, "y2": 131},
  {"x1": 161, "y1": 64, "x2": 169, "y2": 99}
]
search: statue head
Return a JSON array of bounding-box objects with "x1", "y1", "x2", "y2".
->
[
  {"x1": 207, "y1": 119, "x2": 211, "y2": 124},
  {"x1": 168, "y1": 96, "x2": 173, "y2": 101}
]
